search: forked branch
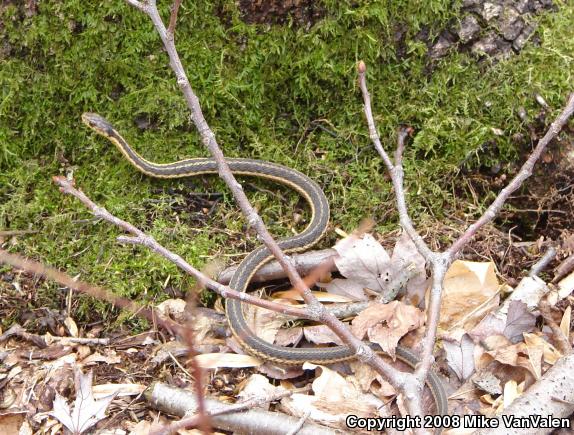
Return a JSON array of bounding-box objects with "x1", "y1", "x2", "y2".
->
[
  {"x1": 358, "y1": 59, "x2": 574, "y2": 399},
  {"x1": 122, "y1": 0, "x2": 428, "y2": 421}
]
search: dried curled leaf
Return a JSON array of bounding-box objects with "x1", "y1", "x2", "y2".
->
[{"x1": 351, "y1": 301, "x2": 424, "y2": 359}]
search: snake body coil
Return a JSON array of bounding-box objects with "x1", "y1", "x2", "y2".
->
[{"x1": 82, "y1": 112, "x2": 448, "y2": 418}]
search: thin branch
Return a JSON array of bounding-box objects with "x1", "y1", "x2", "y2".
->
[
  {"x1": 357, "y1": 61, "x2": 433, "y2": 261},
  {"x1": 448, "y1": 93, "x2": 574, "y2": 257},
  {"x1": 529, "y1": 247, "x2": 557, "y2": 277},
  {"x1": 167, "y1": 0, "x2": 182, "y2": 39},
  {"x1": 153, "y1": 389, "x2": 293, "y2": 435},
  {"x1": 180, "y1": 326, "x2": 212, "y2": 434},
  {"x1": 357, "y1": 58, "x2": 574, "y2": 420},
  {"x1": 52, "y1": 176, "x2": 313, "y2": 322},
  {"x1": 125, "y1": 0, "x2": 145, "y2": 11},
  {"x1": 414, "y1": 258, "x2": 448, "y2": 385},
  {"x1": 0, "y1": 248, "x2": 179, "y2": 333},
  {"x1": 394, "y1": 126, "x2": 412, "y2": 167}
]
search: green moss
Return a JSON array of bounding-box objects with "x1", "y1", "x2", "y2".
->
[{"x1": 1, "y1": 1, "x2": 572, "y2": 318}]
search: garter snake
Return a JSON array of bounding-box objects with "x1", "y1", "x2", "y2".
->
[{"x1": 82, "y1": 112, "x2": 448, "y2": 419}]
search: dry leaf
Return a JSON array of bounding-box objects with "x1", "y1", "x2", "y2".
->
[
  {"x1": 440, "y1": 260, "x2": 500, "y2": 331},
  {"x1": 472, "y1": 371, "x2": 502, "y2": 395},
  {"x1": 82, "y1": 351, "x2": 121, "y2": 366},
  {"x1": 303, "y1": 325, "x2": 344, "y2": 346},
  {"x1": 469, "y1": 313, "x2": 506, "y2": 341},
  {"x1": 280, "y1": 363, "x2": 385, "y2": 427},
  {"x1": 391, "y1": 232, "x2": 427, "y2": 301},
  {"x1": 274, "y1": 327, "x2": 304, "y2": 347},
  {"x1": 320, "y1": 279, "x2": 368, "y2": 301},
  {"x1": 243, "y1": 304, "x2": 291, "y2": 344},
  {"x1": 557, "y1": 270, "x2": 574, "y2": 299},
  {"x1": 332, "y1": 234, "x2": 392, "y2": 295},
  {"x1": 523, "y1": 345, "x2": 543, "y2": 379},
  {"x1": 502, "y1": 380, "x2": 521, "y2": 409},
  {"x1": 49, "y1": 368, "x2": 117, "y2": 435},
  {"x1": 257, "y1": 363, "x2": 304, "y2": 380},
  {"x1": 0, "y1": 412, "x2": 26, "y2": 435},
  {"x1": 443, "y1": 334, "x2": 475, "y2": 381},
  {"x1": 127, "y1": 421, "x2": 152, "y2": 435},
  {"x1": 238, "y1": 374, "x2": 281, "y2": 411},
  {"x1": 156, "y1": 298, "x2": 187, "y2": 323},
  {"x1": 503, "y1": 301, "x2": 536, "y2": 343},
  {"x1": 64, "y1": 317, "x2": 79, "y2": 338},
  {"x1": 349, "y1": 362, "x2": 396, "y2": 397},
  {"x1": 351, "y1": 301, "x2": 424, "y2": 359},
  {"x1": 194, "y1": 353, "x2": 261, "y2": 369},
  {"x1": 560, "y1": 306, "x2": 571, "y2": 341},
  {"x1": 523, "y1": 333, "x2": 562, "y2": 364}
]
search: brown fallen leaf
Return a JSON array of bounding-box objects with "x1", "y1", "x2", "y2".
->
[
  {"x1": 523, "y1": 344, "x2": 543, "y2": 379},
  {"x1": 0, "y1": 412, "x2": 26, "y2": 435},
  {"x1": 439, "y1": 260, "x2": 500, "y2": 332},
  {"x1": 243, "y1": 303, "x2": 292, "y2": 345},
  {"x1": 351, "y1": 301, "x2": 424, "y2": 359},
  {"x1": 523, "y1": 333, "x2": 562, "y2": 364},
  {"x1": 303, "y1": 325, "x2": 344, "y2": 346},
  {"x1": 274, "y1": 327, "x2": 304, "y2": 347},
  {"x1": 281, "y1": 363, "x2": 385, "y2": 428},
  {"x1": 194, "y1": 353, "x2": 262, "y2": 369},
  {"x1": 349, "y1": 361, "x2": 396, "y2": 398}
]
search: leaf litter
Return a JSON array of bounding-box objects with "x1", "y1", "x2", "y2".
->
[{"x1": 3, "y1": 230, "x2": 574, "y2": 432}]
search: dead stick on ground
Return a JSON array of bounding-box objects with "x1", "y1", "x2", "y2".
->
[
  {"x1": 152, "y1": 389, "x2": 294, "y2": 435},
  {"x1": 147, "y1": 382, "x2": 341, "y2": 435}
]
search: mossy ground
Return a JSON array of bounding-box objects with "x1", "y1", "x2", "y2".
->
[{"x1": 1, "y1": 1, "x2": 572, "y2": 325}]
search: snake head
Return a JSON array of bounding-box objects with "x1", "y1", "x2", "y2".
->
[{"x1": 81, "y1": 112, "x2": 114, "y2": 136}]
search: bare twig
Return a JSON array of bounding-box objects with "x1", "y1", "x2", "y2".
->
[
  {"x1": 530, "y1": 247, "x2": 557, "y2": 277},
  {"x1": 357, "y1": 59, "x2": 574, "y2": 419},
  {"x1": 0, "y1": 248, "x2": 179, "y2": 333},
  {"x1": 180, "y1": 326, "x2": 212, "y2": 434},
  {"x1": 216, "y1": 248, "x2": 338, "y2": 285},
  {"x1": 357, "y1": 61, "x2": 432, "y2": 261},
  {"x1": 0, "y1": 324, "x2": 110, "y2": 347},
  {"x1": 154, "y1": 388, "x2": 293, "y2": 435},
  {"x1": 448, "y1": 93, "x2": 574, "y2": 257},
  {"x1": 52, "y1": 176, "x2": 313, "y2": 322},
  {"x1": 167, "y1": 0, "x2": 182, "y2": 39},
  {"x1": 285, "y1": 410, "x2": 312, "y2": 435}
]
